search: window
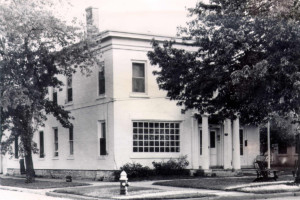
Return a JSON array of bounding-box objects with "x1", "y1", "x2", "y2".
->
[
  {"x1": 67, "y1": 75, "x2": 72, "y2": 102},
  {"x1": 210, "y1": 131, "x2": 216, "y2": 148},
  {"x1": 98, "y1": 61, "x2": 105, "y2": 95},
  {"x1": 53, "y1": 88, "x2": 57, "y2": 104},
  {"x1": 133, "y1": 121, "x2": 180, "y2": 153},
  {"x1": 69, "y1": 126, "x2": 74, "y2": 155},
  {"x1": 200, "y1": 130, "x2": 202, "y2": 155},
  {"x1": 39, "y1": 131, "x2": 44, "y2": 158},
  {"x1": 240, "y1": 129, "x2": 244, "y2": 155},
  {"x1": 278, "y1": 143, "x2": 287, "y2": 154},
  {"x1": 53, "y1": 128, "x2": 58, "y2": 157},
  {"x1": 98, "y1": 121, "x2": 107, "y2": 156},
  {"x1": 132, "y1": 63, "x2": 145, "y2": 93},
  {"x1": 14, "y1": 136, "x2": 18, "y2": 159}
]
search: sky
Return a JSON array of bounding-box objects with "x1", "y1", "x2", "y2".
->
[{"x1": 63, "y1": 0, "x2": 200, "y2": 36}]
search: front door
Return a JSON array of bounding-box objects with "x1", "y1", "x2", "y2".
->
[{"x1": 210, "y1": 130, "x2": 217, "y2": 166}]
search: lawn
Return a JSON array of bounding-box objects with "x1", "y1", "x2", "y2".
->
[
  {"x1": 153, "y1": 175, "x2": 295, "y2": 190},
  {"x1": 54, "y1": 185, "x2": 160, "y2": 198},
  {"x1": 0, "y1": 177, "x2": 89, "y2": 189},
  {"x1": 54, "y1": 185, "x2": 215, "y2": 199}
]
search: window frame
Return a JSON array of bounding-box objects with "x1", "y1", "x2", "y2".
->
[
  {"x1": 132, "y1": 61, "x2": 147, "y2": 94},
  {"x1": 39, "y1": 131, "x2": 45, "y2": 158},
  {"x1": 132, "y1": 121, "x2": 181, "y2": 153},
  {"x1": 53, "y1": 88, "x2": 58, "y2": 105},
  {"x1": 98, "y1": 61, "x2": 105, "y2": 96},
  {"x1": 14, "y1": 136, "x2": 19, "y2": 159},
  {"x1": 98, "y1": 121, "x2": 107, "y2": 156},
  {"x1": 66, "y1": 75, "x2": 73, "y2": 103},
  {"x1": 69, "y1": 126, "x2": 74, "y2": 156},
  {"x1": 53, "y1": 127, "x2": 59, "y2": 157}
]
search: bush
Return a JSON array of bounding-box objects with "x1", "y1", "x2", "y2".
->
[
  {"x1": 152, "y1": 155, "x2": 190, "y2": 176},
  {"x1": 118, "y1": 162, "x2": 153, "y2": 179}
]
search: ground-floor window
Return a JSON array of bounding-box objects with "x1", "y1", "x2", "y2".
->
[
  {"x1": 133, "y1": 121, "x2": 180, "y2": 153},
  {"x1": 240, "y1": 129, "x2": 244, "y2": 155}
]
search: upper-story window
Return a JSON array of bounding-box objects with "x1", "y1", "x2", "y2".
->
[
  {"x1": 53, "y1": 88, "x2": 57, "y2": 105},
  {"x1": 132, "y1": 63, "x2": 145, "y2": 93},
  {"x1": 67, "y1": 75, "x2": 73, "y2": 102},
  {"x1": 98, "y1": 61, "x2": 105, "y2": 95}
]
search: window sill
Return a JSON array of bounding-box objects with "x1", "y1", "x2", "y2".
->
[
  {"x1": 129, "y1": 93, "x2": 149, "y2": 98},
  {"x1": 98, "y1": 155, "x2": 108, "y2": 160},
  {"x1": 130, "y1": 153, "x2": 180, "y2": 159},
  {"x1": 65, "y1": 101, "x2": 73, "y2": 107},
  {"x1": 52, "y1": 157, "x2": 59, "y2": 160},
  {"x1": 67, "y1": 156, "x2": 74, "y2": 160},
  {"x1": 96, "y1": 95, "x2": 106, "y2": 100},
  {"x1": 38, "y1": 158, "x2": 45, "y2": 161}
]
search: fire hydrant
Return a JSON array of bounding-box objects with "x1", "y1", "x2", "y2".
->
[{"x1": 119, "y1": 171, "x2": 130, "y2": 195}]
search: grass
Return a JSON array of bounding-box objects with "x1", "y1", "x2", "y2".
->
[
  {"x1": 54, "y1": 185, "x2": 216, "y2": 199},
  {"x1": 0, "y1": 177, "x2": 89, "y2": 189},
  {"x1": 54, "y1": 185, "x2": 160, "y2": 198},
  {"x1": 153, "y1": 177, "x2": 256, "y2": 190},
  {"x1": 153, "y1": 174, "x2": 295, "y2": 190}
]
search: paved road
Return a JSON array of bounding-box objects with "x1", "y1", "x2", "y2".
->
[{"x1": 0, "y1": 189, "x2": 70, "y2": 200}]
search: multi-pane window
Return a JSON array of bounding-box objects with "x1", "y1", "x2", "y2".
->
[
  {"x1": 14, "y1": 136, "x2": 19, "y2": 159},
  {"x1": 132, "y1": 63, "x2": 145, "y2": 93},
  {"x1": 133, "y1": 121, "x2": 180, "y2": 153},
  {"x1": 53, "y1": 89, "x2": 57, "y2": 104},
  {"x1": 98, "y1": 122, "x2": 107, "y2": 156},
  {"x1": 39, "y1": 131, "x2": 44, "y2": 158},
  {"x1": 69, "y1": 126, "x2": 74, "y2": 155},
  {"x1": 53, "y1": 128, "x2": 59, "y2": 157},
  {"x1": 240, "y1": 129, "x2": 244, "y2": 155},
  {"x1": 67, "y1": 75, "x2": 73, "y2": 102},
  {"x1": 98, "y1": 61, "x2": 105, "y2": 95}
]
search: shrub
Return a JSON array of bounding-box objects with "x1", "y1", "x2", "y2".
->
[
  {"x1": 152, "y1": 155, "x2": 190, "y2": 176},
  {"x1": 118, "y1": 162, "x2": 153, "y2": 179}
]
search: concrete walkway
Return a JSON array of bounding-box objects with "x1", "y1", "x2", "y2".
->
[{"x1": 1, "y1": 175, "x2": 300, "y2": 200}]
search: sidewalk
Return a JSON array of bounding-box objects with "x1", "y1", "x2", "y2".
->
[{"x1": 1, "y1": 174, "x2": 300, "y2": 200}]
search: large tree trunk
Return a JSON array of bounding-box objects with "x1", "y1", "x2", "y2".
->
[
  {"x1": 22, "y1": 134, "x2": 35, "y2": 183},
  {"x1": 295, "y1": 135, "x2": 300, "y2": 183}
]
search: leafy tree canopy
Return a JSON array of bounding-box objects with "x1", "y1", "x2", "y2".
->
[
  {"x1": 148, "y1": 0, "x2": 300, "y2": 125},
  {"x1": 0, "y1": 0, "x2": 99, "y2": 182}
]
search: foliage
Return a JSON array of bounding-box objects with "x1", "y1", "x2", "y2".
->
[
  {"x1": 152, "y1": 155, "x2": 189, "y2": 176},
  {"x1": 260, "y1": 114, "x2": 296, "y2": 154},
  {"x1": 0, "y1": 0, "x2": 99, "y2": 182},
  {"x1": 147, "y1": 0, "x2": 300, "y2": 125},
  {"x1": 118, "y1": 162, "x2": 153, "y2": 179}
]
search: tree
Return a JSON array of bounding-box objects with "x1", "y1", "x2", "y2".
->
[
  {"x1": 260, "y1": 115, "x2": 295, "y2": 155},
  {"x1": 0, "y1": 0, "x2": 99, "y2": 182},
  {"x1": 147, "y1": 0, "x2": 300, "y2": 182}
]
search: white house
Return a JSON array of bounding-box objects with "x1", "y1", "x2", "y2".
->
[{"x1": 2, "y1": 7, "x2": 260, "y2": 179}]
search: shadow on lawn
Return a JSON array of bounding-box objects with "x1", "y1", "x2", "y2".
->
[{"x1": 0, "y1": 177, "x2": 89, "y2": 189}]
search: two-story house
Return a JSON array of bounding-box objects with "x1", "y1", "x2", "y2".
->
[{"x1": 2, "y1": 7, "x2": 260, "y2": 179}]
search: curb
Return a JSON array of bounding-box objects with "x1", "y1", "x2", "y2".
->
[
  {"x1": 46, "y1": 191, "x2": 102, "y2": 200},
  {"x1": 215, "y1": 191, "x2": 300, "y2": 200}
]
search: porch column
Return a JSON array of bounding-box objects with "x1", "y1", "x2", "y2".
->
[
  {"x1": 191, "y1": 116, "x2": 199, "y2": 169},
  {"x1": 202, "y1": 114, "x2": 210, "y2": 170},
  {"x1": 223, "y1": 119, "x2": 232, "y2": 169},
  {"x1": 232, "y1": 116, "x2": 241, "y2": 170}
]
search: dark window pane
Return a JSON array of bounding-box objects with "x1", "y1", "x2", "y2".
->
[
  {"x1": 53, "y1": 91, "x2": 57, "y2": 104},
  {"x1": 132, "y1": 63, "x2": 145, "y2": 77},
  {"x1": 210, "y1": 131, "x2": 215, "y2": 148},
  {"x1": 67, "y1": 88, "x2": 73, "y2": 102},
  {"x1": 239, "y1": 129, "x2": 243, "y2": 155},
  {"x1": 39, "y1": 131, "x2": 44, "y2": 158},
  {"x1": 132, "y1": 78, "x2": 145, "y2": 92}
]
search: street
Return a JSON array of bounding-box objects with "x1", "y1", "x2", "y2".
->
[{"x1": 0, "y1": 190, "x2": 70, "y2": 200}]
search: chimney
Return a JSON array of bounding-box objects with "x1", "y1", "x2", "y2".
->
[{"x1": 85, "y1": 7, "x2": 99, "y2": 37}]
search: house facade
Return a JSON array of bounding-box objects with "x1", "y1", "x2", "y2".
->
[{"x1": 2, "y1": 8, "x2": 260, "y2": 179}]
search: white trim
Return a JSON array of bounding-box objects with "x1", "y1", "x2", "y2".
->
[{"x1": 131, "y1": 60, "x2": 148, "y2": 95}]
